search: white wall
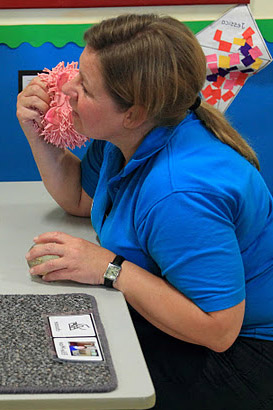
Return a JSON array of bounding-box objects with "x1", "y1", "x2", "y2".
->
[{"x1": 0, "y1": 0, "x2": 272, "y2": 26}]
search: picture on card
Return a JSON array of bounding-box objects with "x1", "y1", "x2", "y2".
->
[
  {"x1": 48, "y1": 314, "x2": 96, "y2": 338},
  {"x1": 53, "y1": 337, "x2": 103, "y2": 361}
]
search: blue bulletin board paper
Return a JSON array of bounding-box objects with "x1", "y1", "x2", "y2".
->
[
  {"x1": 1, "y1": 37, "x2": 273, "y2": 195},
  {"x1": 0, "y1": 42, "x2": 85, "y2": 182}
]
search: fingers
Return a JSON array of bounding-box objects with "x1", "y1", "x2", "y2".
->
[
  {"x1": 29, "y1": 257, "x2": 66, "y2": 277},
  {"x1": 18, "y1": 77, "x2": 50, "y2": 103},
  {"x1": 33, "y1": 231, "x2": 73, "y2": 245},
  {"x1": 26, "y1": 241, "x2": 64, "y2": 259},
  {"x1": 42, "y1": 270, "x2": 74, "y2": 282},
  {"x1": 17, "y1": 77, "x2": 50, "y2": 129},
  {"x1": 26, "y1": 232, "x2": 104, "y2": 285},
  {"x1": 26, "y1": 232, "x2": 76, "y2": 278},
  {"x1": 17, "y1": 93, "x2": 49, "y2": 120},
  {"x1": 17, "y1": 105, "x2": 44, "y2": 129}
]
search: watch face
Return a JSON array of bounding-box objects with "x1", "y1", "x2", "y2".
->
[{"x1": 105, "y1": 264, "x2": 120, "y2": 281}]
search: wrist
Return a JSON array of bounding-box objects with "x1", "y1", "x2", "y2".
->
[{"x1": 103, "y1": 255, "x2": 125, "y2": 288}]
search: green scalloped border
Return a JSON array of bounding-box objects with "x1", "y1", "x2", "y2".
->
[{"x1": 0, "y1": 19, "x2": 272, "y2": 48}]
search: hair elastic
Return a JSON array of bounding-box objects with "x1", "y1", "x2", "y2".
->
[{"x1": 189, "y1": 96, "x2": 201, "y2": 111}]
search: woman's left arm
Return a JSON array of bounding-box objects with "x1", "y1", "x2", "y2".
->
[
  {"x1": 26, "y1": 231, "x2": 245, "y2": 353},
  {"x1": 114, "y1": 259, "x2": 245, "y2": 353}
]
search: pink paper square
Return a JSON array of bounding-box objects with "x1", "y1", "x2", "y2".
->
[
  {"x1": 229, "y1": 71, "x2": 240, "y2": 80},
  {"x1": 249, "y1": 46, "x2": 263, "y2": 60},
  {"x1": 229, "y1": 53, "x2": 240, "y2": 66},
  {"x1": 206, "y1": 54, "x2": 217, "y2": 63},
  {"x1": 223, "y1": 79, "x2": 236, "y2": 90},
  {"x1": 208, "y1": 63, "x2": 218, "y2": 72}
]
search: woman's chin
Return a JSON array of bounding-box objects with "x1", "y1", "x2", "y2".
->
[{"x1": 71, "y1": 115, "x2": 83, "y2": 133}]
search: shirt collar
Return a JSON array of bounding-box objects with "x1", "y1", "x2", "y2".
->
[{"x1": 108, "y1": 112, "x2": 195, "y2": 179}]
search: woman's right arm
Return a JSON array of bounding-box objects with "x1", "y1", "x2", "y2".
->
[{"x1": 16, "y1": 77, "x2": 92, "y2": 217}]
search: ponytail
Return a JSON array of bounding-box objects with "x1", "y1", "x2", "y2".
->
[{"x1": 195, "y1": 101, "x2": 260, "y2": 171}]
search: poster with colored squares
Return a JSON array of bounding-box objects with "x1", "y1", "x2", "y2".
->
[{"x1": 196, "y1": 4, "x2": 272, "y2": 113}]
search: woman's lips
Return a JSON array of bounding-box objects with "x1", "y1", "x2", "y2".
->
[{"x1": 72, "y1": 110, "x2": 79, "y2": 117}]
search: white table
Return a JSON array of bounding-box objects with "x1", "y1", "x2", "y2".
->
[{"x1": 0, "y1": 181, "x2": 155, "y2": 410}]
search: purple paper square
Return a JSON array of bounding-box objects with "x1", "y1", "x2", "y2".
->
[
  {"x1": 206, "y1": 74, "x2": 218, "y2": 82},
  {"x1": 241, "y1": 68, "x2": 254, "y2": 73},
  {"x1": 218, "y1": 68, "x2": 228, "y2": 77},
  {"x1": 240, "y1": 43, "x2": 252, "y2": 57},
  {"x1": 242, "y1": 55, "x2": 255, "y2": 67},
  {"x1": 227, "y1": 66, "x2": 238, "y2": 71}
]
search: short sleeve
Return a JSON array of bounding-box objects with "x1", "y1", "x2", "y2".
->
[
  {"x1": 81, "y1": 140, "x2": 106, "y2": 198},
  {"x1": 137, "y1": 191, "x2": 246, "y2": 312}
]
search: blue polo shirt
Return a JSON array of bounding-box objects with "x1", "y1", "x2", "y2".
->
[{"x1": 81, "y1": 112, "x2": 273, "y2": 341}]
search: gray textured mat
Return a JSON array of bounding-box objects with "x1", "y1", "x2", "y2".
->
[{"x1": 0, "y1": 293, "x2": 117, "y2": 394}]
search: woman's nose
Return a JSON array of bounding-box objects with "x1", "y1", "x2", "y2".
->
[{"x1": 62, "y1": 75, "x2": 78, "y2": 100}]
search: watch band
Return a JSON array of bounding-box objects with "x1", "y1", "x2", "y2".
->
[
  {"x1": 104, "y1": 277, "x2": 116, "y2": 288},
  {"x1": 103, "y1": 255, "x2": 125, "y2": 288},
  {"x1": 112, "y1": 255, "x2": 125, "y2": 267}
]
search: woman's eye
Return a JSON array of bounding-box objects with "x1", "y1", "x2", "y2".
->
[{"x1": 81, "y1": 83, "x2": 88, "y2": 94}]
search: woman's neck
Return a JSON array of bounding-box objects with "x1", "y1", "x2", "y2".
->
[{"x1": 114, "y1": 120, "x2": 155, "y2": 167}]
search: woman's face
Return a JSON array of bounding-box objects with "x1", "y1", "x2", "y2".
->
[{"x1": 62, "y1": 47, "x2": 127, "y2": 140}]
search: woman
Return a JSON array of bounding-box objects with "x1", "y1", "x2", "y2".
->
[{"x1": 17, "y1": 14, "x2": 273, "y2": 410}]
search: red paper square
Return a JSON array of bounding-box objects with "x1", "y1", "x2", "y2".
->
[
  {"x1": 206, "y1": 96, "x2": 218, "y2": 106},
  {"x1": 246, "y1": 36, "x2": 253, "y2": 47},
  {"x1": 222, "y1": 90, "x2": 235, "y2": 102},
  {"x1": 212, "y1": 76, "x2": 225, "y2": 88},
  {"x1": 214, "y1": 30, "x2": 222, "y2": 42},
  {"x1": 236, "y1": 72, "x2": 248, "y2": 86},
  {"x1": 212, "y1": 89, "x2": 221, "y2": 99},
  {"x1": 219, "y1": 41, "x2": 232, "y2": 52},
  {"x1": 202, "y1": 85, "x2": 213, "y2": 99},
  {"x1": 243, "y1": 27, "x2": 255, "y2": 39}
]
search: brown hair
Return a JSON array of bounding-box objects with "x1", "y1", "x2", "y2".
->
[{"x1": 84, "y1": 14, "x2": 260, "y2": 170}]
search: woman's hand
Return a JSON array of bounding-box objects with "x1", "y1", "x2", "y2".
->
[
  {"x1": 16, "y1": 77, "x2": 50, "y2": 141},
  {"x1": 26, "y1": 231, "x2": 115, "y2": 285}
]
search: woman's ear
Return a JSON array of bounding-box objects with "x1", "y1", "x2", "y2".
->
[{"x1": 123, "y1": 105, "x2": 148, "y2": 129}]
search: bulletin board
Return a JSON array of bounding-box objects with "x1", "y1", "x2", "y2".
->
[{"x1": 0, "y1": 0, "x2": 250, "y2": 8}]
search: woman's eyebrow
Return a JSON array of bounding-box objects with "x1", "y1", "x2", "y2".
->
[
  {"x1": 78, "y1": 58, "x2": 85, "y2": 80},
  {"x1": 79, "y1": 70, "x2": 90, "y2": 86}
]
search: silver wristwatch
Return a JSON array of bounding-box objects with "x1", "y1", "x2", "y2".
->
[{"x1": 103, "y1": 255, "x2": 125, "y2": 288}]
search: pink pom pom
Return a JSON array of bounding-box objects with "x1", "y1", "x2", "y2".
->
[{"x1": 38, "y1": 62, "x2": 88, "y2": 150}]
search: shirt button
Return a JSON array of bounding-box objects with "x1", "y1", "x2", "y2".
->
[{"x1": 114, "y1": 187, "x2": 119, "y2": 193}]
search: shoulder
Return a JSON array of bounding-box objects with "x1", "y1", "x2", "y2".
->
[{"x1": 135, "y1": 114, "x2": 267, "y2": 224}]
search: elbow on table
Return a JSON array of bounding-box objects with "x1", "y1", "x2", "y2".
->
[
  {"x1": 205, "y1": 321, "x2": 242, "y2": 353},
  {"x1": 205, "y1": 300, "x2": 245, "y2": 353},
  {"x1": 208, "y1": 336, "x2": 236, "y2": 353},
  {"x1": 63, "y1": 206, "x2": 91, "y2": 218},
  {"x1": 57, "y1": 193, "x2": 93, "y2": 218}
]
